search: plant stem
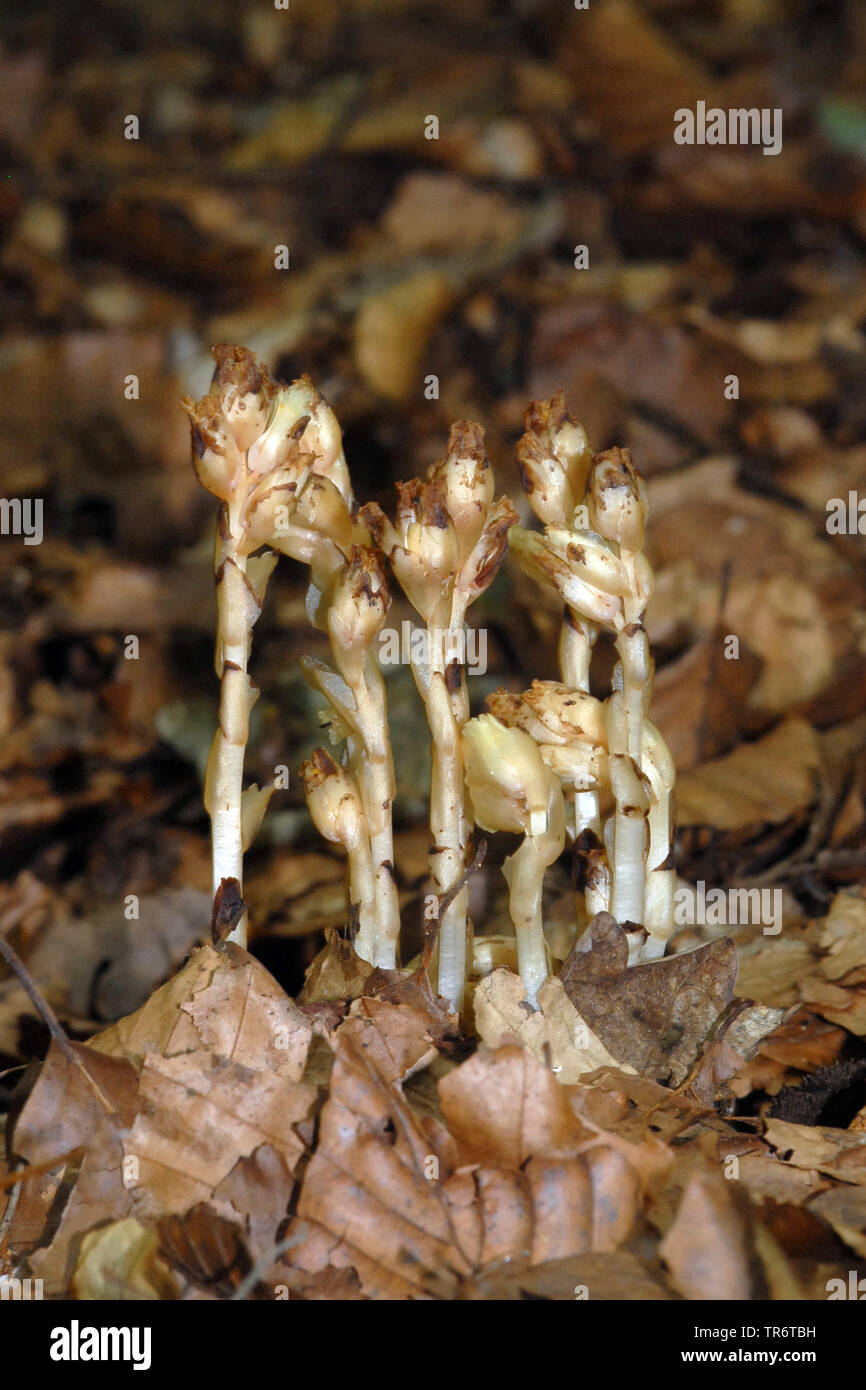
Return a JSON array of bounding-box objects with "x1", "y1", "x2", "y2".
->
[
  {"x1": 209, "y1": 494, "x2": 252, "y2": 947},
  {"x1": 351, "y1": 656, "x2": 400, "y2": 968}
]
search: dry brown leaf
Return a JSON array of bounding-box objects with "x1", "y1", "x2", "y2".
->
[
  {"x1": 765, "y1": 1119, "x2": 866, "y2": 1186},
  {"x1": 659, "y1": 1173, "x2": 753, "y2": 1300},
  {"x1": 90, "y1": 942, "x2": 312, "y2": 1080},
  {"x1": 301, "y1": 928, "x2": 374, "y2": 1004},
  {"x1": 809, "y1": 1187, "x2": 866, "y2": 1259},
  {"x1": 676, "y1": 719, "x2": 821, "y2": 831},
  {"x1": 8, "y1": 1041, "x2": 140, "y2": 1293},
  {"x1": 341, "y1": 996, "x2": 438, "y2": 1084},
  {"x1": 291, "y1": 1024, "x2": 470, "y2": 1300},
  {"x1": 289, "y1": 1031, "x2": 649, "y2": 1298},
  {"x1": 382, "y1": 173, "x2": 526, "y2": 257},
  {"x1": 438, "y1": 1041, "x2": 589, "y2": 1166},
  {"x1": 560, "y1": 913, "x2": 738, "y2": 1085},
  {"x1": 460, "y1": 1250, "x2": 675, "y2": 1300},
  {"x1": 123, "y1": 1049, "x2": 314, "y2": 1218},
  {"x1": 473, "y1": 969, "x2": 635, "y2": 1084},
  {"x1": 157, "y1": 1204, "x2": 255, "y2": 1299}
]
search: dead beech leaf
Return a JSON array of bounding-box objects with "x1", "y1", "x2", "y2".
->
[
  {"x1": 724, "y1": 575, "x2": 833, "y2": 713},
  {"x1": 438, "y1": 1042, "x2": 589, "y2": 1166},
  {"x1": 211, "y1": 1143, "x2": 296, "y2": 1275},
  {"x1": 764, "y1": 1119, "x2": 866, "y2": 1186},
  {"x1": 676, "y1": 719, "x2": 821, "y2": 831},
  {"x1": 124, "y1": 1050, "x2": 315, "y2": 1217},
  {"x1": 90, "y1": 942, "x2": 312, "y2": 1081},
  {"x1": 157, "y1": 1204, "x2": 255, "y2": 1299},
  {"x1": 473, "y1": 969, "x2": 636, "y2": 1084},
  {"x1": 461, "y1": 1250, "x2": 674, "y2": 1301},
  {"x1": 559, "y1": 913, "x2": 739, "y2": 1085},
  {"x1": 289, "y1": 1032, "x2": 646, "y2": 1298},
  {"x1": 659, "y1": 1174, "x2": 752, "y2": 1301},
  {"x1": 813, "y1": 891, "x2": 866, "y2": 983},
  {"x1": 301, "y1": 927, "x2": 373, "y2": 1004},
  {"x1": 382, "y1": 172, "x2": 525, "y2": 257},
  {"x1": 8, "y1": 1041, "x2": 140, "y2": 1293},
  {"x1": 685, "y1": 999, "x2": 790, "y2": 1105},
  {"x1": 72, "y1": 1217, "x2": 177, "y2": 1300},
  {"x1": 292, "y1": 1026, "x2": 471, "y2": 1300},
  {"x1": 562, "y1": 0, "x2": 714, "y2": 156},
  {"x1": 340, "y1": 996, "x2": 438, "y2": 1084}
]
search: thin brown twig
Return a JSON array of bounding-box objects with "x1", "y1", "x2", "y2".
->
[{"x1": 0, "y1": 933, "x2": 118, "y2": 1118}]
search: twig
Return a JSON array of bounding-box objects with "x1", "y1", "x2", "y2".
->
[{"x1": 0, "y1": 933, "x2": 117, "y2": 1118}]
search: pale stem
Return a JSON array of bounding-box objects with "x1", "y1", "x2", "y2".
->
[
  {"x1": 559, "y1": 616, "x2": 602, "y2": 840},
  {"x1": 504, "y1": 835, "x2": 548, "y2": 1010},
  {"x1": 351, "y1": 658, "x2": 401, "y2": 968},
  {"x1": 347, "y1": 837, "x2": 378, "y2": 964},
  {"x1": 211, "y1": 491, "x2": 251, "y2": 947}
]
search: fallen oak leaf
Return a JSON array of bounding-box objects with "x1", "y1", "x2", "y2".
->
[{"x1": 560, "y1": 913, "x2": 739, "y2": 1086}]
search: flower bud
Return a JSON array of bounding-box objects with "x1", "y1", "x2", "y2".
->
[
  {"x1": 300, "y1": 748, "x2": 365, "y2": 851},
  {"x1": 516, "y1": 393, "x2": 592, "y2": 528},
  {"x1": 184, "y1": 394, "x2": 243, "y2": 501},
  {"x1": 247, "y1": 385, "x2": 314, "y2": 478},
  {"x1": 384, "y1": 479, "x2": 460, "y2": 621},
  {"x1": 293, "y1": 473, "x2": 353, "y2": 554},
  {"x1": 431, "y1": 421, "x2": 495, "y2": 563},
  {"x1": 327, "y1": 546, "x2": 391, "y2": 684},
  {"x1": 462, "y1": 714, "x2": 556, "y2": 837},
  {"x1": 587, "y1": 448, "x2": 647, "y2": 552},
  {"x1": 210, "y1": 343, "x2": 275, "y2": 452},
  {"x1": 509, "y1": 527, "x2": 623, "y2": 626}
]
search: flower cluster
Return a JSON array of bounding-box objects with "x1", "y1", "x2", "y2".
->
[{"x1": 187, "y1": 346, "x2": 676, "y2": 1013}]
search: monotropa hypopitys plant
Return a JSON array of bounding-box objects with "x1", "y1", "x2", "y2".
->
[{"x1": 187, "y1": 349, "x2": 677, "y2": 1011}]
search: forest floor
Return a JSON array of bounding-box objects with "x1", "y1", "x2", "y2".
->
[{"x1": 1, "y1": 0, "x2": 866, "y2": 1300}]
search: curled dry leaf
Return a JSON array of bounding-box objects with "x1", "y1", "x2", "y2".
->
[
  {"x1": 559, "y1": 913, "x2": 739, "y2": 1085},
  {"x1": 764, "y1": 1119, "x2": 866, "y2": 1187}
]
